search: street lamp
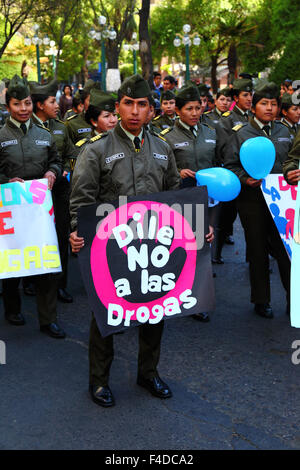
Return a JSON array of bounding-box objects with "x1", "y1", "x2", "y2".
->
[
  {"x1": 173, "y1": 24, "x2": 200, "y2": 82},
  {"x1": 24, "y1": 24, "x2": 52, "y2": 83},
  {"x1": 123, "y1": 32, "x2": 139, "y2": 74},
  {"x1": 45, "y1": 40, "x2": 59, "y2": 74},
  {"x1": 89, "y1": 16, "x2": 117, "y2": 91}
]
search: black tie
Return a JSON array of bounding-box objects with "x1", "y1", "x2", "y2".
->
[
  {"x1": 263, "y1": 125, "x2": 270, "y2": 136},
  {"x1": 134, "y1": 136, "x2": 141, "y2": 151},
  {"x1": 20, "y1": 123, "x2": 27, "y2": 135},
  {"x1": 43, "y1": 120, "x2": 49, "y2": 129},
  {"x1": 190, "y1": 126, "x2": 197, "y2": 137}
]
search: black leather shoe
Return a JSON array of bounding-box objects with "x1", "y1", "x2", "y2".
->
[
  {"x1": 23, "y1": 284, "x2": 36, "y2": 296},
  {"x1": 192, "y1": 312, "x2": 210, "y2": 322},
  {"x1": 212, "y1": 257, "x2": 224, "y2": 264},
  {"x1": 5, "y1": 312, "x2": 25, "y2": 326},
  {"x1": 57, "y1": 288, "x2": 73, "y2": 303},
  {"x1": 225, "y1": 235, "x2": 234, "y2": 245},
  {"x1": 40, "y1": 322, "x2": 66, "y2": 339},
  {"x1": 137, "y1": 375, "x2": 172, "y2": 398},
  {"x1": 254, "y1": 303, "x2": 273, "y2": 319},
  {"x1": 89, "y1": 385, "x2": 115, "y2": 407}
]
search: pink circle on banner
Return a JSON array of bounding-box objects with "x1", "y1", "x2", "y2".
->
[{"x1": 90, "y1": 201, "x2": 197, "y2": 319}]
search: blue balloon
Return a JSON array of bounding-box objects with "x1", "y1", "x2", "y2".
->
[
  {"x1": 240, "y1": 136, "x2": 275, "y2": 179},
  {"x1": 195, "y1": 167, "x2": 241, "y2": 202}
]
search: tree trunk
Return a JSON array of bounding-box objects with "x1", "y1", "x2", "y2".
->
[
  {"x1": 211, "y1": 55, "x2": 218, "y2": 94},
  {"x1": 106, "y1": 41, "x2": 120, "y2": 69},
  {"x1": 227, "y1": 43, "x2": 238, "y2": 85},
  {"x1": 139, "y1": 0, "x2": 153, "y2": 83}
]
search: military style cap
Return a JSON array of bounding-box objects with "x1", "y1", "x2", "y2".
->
[
  {"x1": 281, "y1": 92, "x2": 293, "y2": 105},
  {"x1": 232, "y1": 78, "x2": 253, "y2": 93},
  {"x1": 83, "y1": 79, "x2": 96, "y2": 92},
  {"x1": 29, "y1": 79, "x2": 58, "y2": 97},
  {"x1": 197, "y1": 83, "x2": 209, "y2": 96},
  {"x1": 219, "y1": 86, "x2": 232, "y2": 97},
  {"x1": 119, "y1": 74, "x2": 151, "y2": 99},
  {"x1": 254, "y1": 81, "x2": 279, "y2": 99},
  {"x1": 89, "y1": 89, "x2": 116, "y2": 112},
  {"x1": 161, "y1": 90, "x2": 176, "y2": 102},
  {"x1": 176, "y1": 85, "x2": 200, "y2": 102},
  {"x1": 7, "y1": 75, "x2": 30, "y2": 100},
  {"x1": 1, "y1": 77, "x2": 10, "y2": 88}
]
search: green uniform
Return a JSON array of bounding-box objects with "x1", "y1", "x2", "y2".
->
[
  {"x1": 279, "y1": 118, "x2": 299, "y2": 140},
  {"x1": 201, "y1": 108, "x2": 224, "y2": 128},
  {"x1": 224, "y1": 117, "x2": 292, "y2": 304},
  {"x1": 65, "y1": 112, "x2": 92, "y2": 145},
  {"x1": 283, "y1": 129, "x2": 300, "y2": 180},
  {"x1": 70, "y1": 121, "x2": 180, "y2": 387},
  {"x1": 0, "y1": 104, "x2": 9, "y2": 129},
  {"x1": 63, "y1": 109, "x2": 77, "y2": 121},
  {"x1": 0, "y1": 118, "x2": 62, "y2": 325},
  {"x1": 152, "y1": 113, "x2": 177, "y2": 131}
]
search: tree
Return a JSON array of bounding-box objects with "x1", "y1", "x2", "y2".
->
[
  {"x1": 138, "y1": 0, "x2": 153, "y2": 82},
  {"x1": 0, "y1": 0, "x2": 36, "y2": 58}
]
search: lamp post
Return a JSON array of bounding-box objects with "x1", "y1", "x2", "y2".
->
[
  {"x1": 173, "y1": 24, "x2": 200, "y2": 83},
  {"x1": 24, "y1": 24, "x2": 52, "y2": 83},
  {"x1": 44, "y1": 40, "x2": 59, "y2": 75},
  {"x1": 123, "y1": 32, "x2": 139, "y2": 74},
  {"x1": 89, "y1": 16, "x2": 117, "y2": 91}
]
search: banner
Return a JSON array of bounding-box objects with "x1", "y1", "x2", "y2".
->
[
  {"x1": 0, "y1": 179, "x2": 61, "y2": 279},
  {"x1": 261, "y1": 174, "x2": 297, "y2": 258},
  {"x1": 77, "y1": 187, "x2": 215, "y2": 337}
]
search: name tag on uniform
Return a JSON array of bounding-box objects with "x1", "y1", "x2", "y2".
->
[
  {"x1": 1, "y1": 139, "x2": 18, "y2": 148},
  {"x1": 105, "y1": 152, "x2": 125, "y2": 164},
  {"x1": 162, "y1": 125, "x2": 169, "y2": 129},
  {"x1": 205, "y1": 139, "x2": 216, "y2": 144},
  {"x1": 35, "y1": 140, "x2": 50, "y2": 146},
  {"x1": 234, "y1": 121, "x2": 243, "y2": 126},
  {"x1": 77, "y1": 128, "x2": 91, "y2": 134},
  {"x1": 53, "y1": 130, "x2": 64, "y2": 135},
  {"x1": 153, "y1": 153, "x2": 168, "y2": 161},
  {"x1": 174, "y1": 142, "x2": 189, "y2": 148},
  {"x1": 277, "y1": 137, "x2": 290, "y2": 142}
]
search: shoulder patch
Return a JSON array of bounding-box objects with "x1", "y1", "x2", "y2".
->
[
  {"x1": 222, "y1": 111, "x2": 231, "y2": 117},
  {"x1": 75, "y1": 138, "x2": 88, "y2": 148},
  {"x1": 160, "y1": 128, "x2": 171, "y2": 136},
  {"x1": 90, "y1": 132, "x2": 108, "y2": 143},
  {"x1": 232, "y1": 124, "x2": 244, "y2": 132},
  {"x1": 157, "y1": 134, "x2": 166, "y2": 142}
]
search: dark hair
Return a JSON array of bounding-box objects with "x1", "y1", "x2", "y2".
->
[
  {"x1": 153, "y1": 72, "x2": 161, "y2": 78},
  {"x1": 31, "y1": 94, "x2": 48, "y2": 113},
  {"x1": 280, "y1": 101, "x2": 295, "y2": 116},
  {"x1": 252, "y1": 93, "x2": 280, "y2": 108},
  {"x1": 175, "y1": 96, "x2": 201, "y2": 110},
  {"x1": 72, "y1": 95, "x2": 82, "y2": 110},
  {"x1": 163, "y1": 75, "x2": 176, "y2": 85},
  {"x1": 85, "y1": 105, "x2": 102, "y2": 125},
  {"x1": 63, "y1": 84, "x2": 72, "y2": 95},
  {"x1": 216, "y1": 90, "x2": 232, "y2": 100}
]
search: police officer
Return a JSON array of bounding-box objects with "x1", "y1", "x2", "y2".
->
[
  {"x1": 152, "y1": 90, "x2": 177, "y2": 131},
  {"x1": 160, "y1": 85, "x2": 215, "y2": 322},
  {"x1": 283, "y1": 128, "x2": 300, "y2": 184},
  {"x1": 202, "y1": 87, "x2": 232, "y2": 128},
  {"x1": 0, "y1": 75, "x2": 65, "y2": 338},
  {"x1": 224, "y1": 82, "x2": 293, "y2": 318},
  {"x1": 63, "y1": 93, "x2": 84, "y2": 121},
  {"x1": 69, "y1": 74, "x2": 180, "y2": 407},
  {"x1": 65, "y1": 79, "x2": 97, "y2": 144},
  {"x1": 279, "y1": 92, "x2": 300, "y2": 138},
  {"x1": 30, "y1": 79, "x2": 78, "y2": 303}
]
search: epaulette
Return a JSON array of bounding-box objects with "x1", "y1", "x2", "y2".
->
[
  {"x1": 55, "y1": 118, "x2": 65, "y2": 124},
  {"x1": 67, "y1": 114, "x2": 78, "y2": 121},
  {"x1": 160, "y1": 128, "x2": 171, "y2": 136},
  {"x1": 232, "y1": 123, "x2": 245, "y2": 132},
  {"x1": 201, "y1": 121, "x2": 215, "y2": 131},
  {"x1": 153, "y1": 115, "x2": 161, "y2": 121},
  {"x1": 157, "y1": 134, "x2": 166, "y2": 142},
  {"x1": 222, "y1": 111, "x2": 231, "y2": 117},
  {"x1": 204, "y1": 111, "x2": 211, "y2": 115},
  {"x1": 90, "y1": 132, "x2": 108, "y2": 143},
  {"x1": 277, "y1": 119, "x2": 288, "y2": 128},
  {"x1": 75, "y1": 138, "x2": 88, "y2": 148},
  {"x1": 36, "y1": 123, "x2": 50, "y2": 132}
]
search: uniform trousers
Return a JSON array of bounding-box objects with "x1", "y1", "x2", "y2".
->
[
  {"x1": 52, "y1": 177, "x2": 71, "y2": 290},
  {"x1": 3, "y1": 274, "x2": 58, "y2": 325},
  {"x1": 89, "y1": 314, "x2": 164, "y2": 387},
  {"x1": 237, "y1": 188, "x2": 290, "y2": 304}
]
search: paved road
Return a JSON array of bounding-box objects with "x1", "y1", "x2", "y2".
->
[{"x1": 0, "y1": 219, "x2": 299, "y2": 450}]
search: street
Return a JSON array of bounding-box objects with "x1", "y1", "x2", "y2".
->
[{"x1": 0, "y1": 219, "x2": 299, "y2": 450}]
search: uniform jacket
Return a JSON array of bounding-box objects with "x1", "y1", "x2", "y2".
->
[
  {"x1": 161, "y1": 119, "x2": 218, "y2": 173},
  {"x1": 70, "y1": 122, "x2": 180, "y2": 230},
  {"x1": 65, "y1": 112, "x2": 92, "y2": 145},
  {"x1": 0, "y1": 118, "x2": 62, "y2": 184},
  {"x1": 152, "y1": 114, "x2": 176, "y2": 131},
  {"x1": 283, "y1": 129, "x2": 300, "y2": 180}
]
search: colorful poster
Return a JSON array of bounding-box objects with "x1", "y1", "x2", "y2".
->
[
  {"x1": 261, "y1": 174, "x2": 297, "y2": 258},
  {"x1": 77, "y1": 187, "x2": 215, "y2": 337},
  {"x1": 0, "y1": 179, "x2": 61, "y2": 279}
]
